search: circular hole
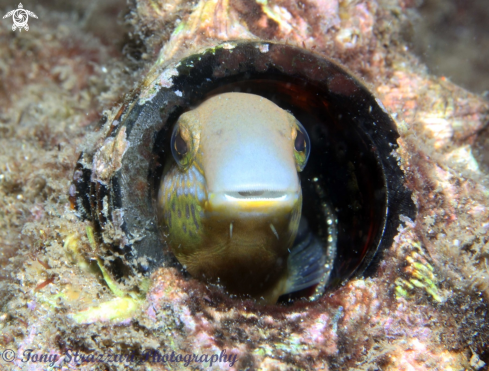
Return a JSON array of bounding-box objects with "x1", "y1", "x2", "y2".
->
[
  {"x1": 74, "y1": 41, "x2": 413, "y2": 304},
  {"x1": 152, "y1": 78, "x2": 387, "y2": 300}
]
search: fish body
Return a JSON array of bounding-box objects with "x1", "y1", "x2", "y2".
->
[{"x1": 158, "y1": 92, "x2": 322, "y2": 303}]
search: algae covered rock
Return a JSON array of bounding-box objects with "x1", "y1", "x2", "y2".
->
[{"x1": 0, "y1": 1, "x2": 488, "y2": 370}]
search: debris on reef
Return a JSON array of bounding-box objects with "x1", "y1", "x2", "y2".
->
[{"x1": 0, "y1": 0, "x2": 488, "y2": 370}]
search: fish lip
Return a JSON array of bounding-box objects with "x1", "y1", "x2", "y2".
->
[
  {"x1": 227, "y1": 190, "x2": 289, "y2": 200},
  {"x1": 207, "y1": 191, "x2": 301, "y2": 213}
]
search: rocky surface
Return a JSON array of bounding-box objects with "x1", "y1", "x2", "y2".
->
[{"x1": 0, "y1": 0, "x2": 488, "y2": 370}]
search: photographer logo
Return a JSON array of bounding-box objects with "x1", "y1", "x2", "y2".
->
[{"x1": 3, "y1": 3, "x2": 37, "y2": 32}]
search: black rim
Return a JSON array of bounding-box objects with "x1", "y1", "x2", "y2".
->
[{"x1": 73, "y1": 41, "x2": 415, "y2": 288}]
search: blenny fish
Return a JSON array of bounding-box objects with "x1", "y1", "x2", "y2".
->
[{"x1": 157, "y1": 92, "x2": 329, "y2": 303}]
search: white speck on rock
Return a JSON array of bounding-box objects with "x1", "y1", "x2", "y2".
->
[
  {"x1": 258, "y1": 44, "x2": 269, "y2": 53},
  {"x1": 221, "y1": 42, "x2": 236, "y2": 50}
]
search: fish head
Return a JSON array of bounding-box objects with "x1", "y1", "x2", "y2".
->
[{"x1": 158, "y1": 92, "x2": 311, "y2": 301}]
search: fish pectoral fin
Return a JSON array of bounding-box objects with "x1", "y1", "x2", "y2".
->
[{"x1": 283, "y1": 224, "x2": 328, "y2": 295}]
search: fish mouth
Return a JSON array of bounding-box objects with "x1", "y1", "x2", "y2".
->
[
  {"x1": 227, "y1": 190, "x2": 287, "y2": 200},
  {"x1": 208, "y1": 190, "x2": 301, "y2": 214}
]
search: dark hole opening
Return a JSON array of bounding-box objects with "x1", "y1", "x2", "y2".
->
[{"x1": 151, "y1": 75, "x2": 387, "y2": 300}]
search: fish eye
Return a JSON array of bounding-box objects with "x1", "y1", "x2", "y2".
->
[
  {"x1": 171, "y1": 125, "x2": 189, "y2": 167},
  {"x1": 294, "y1": 129, "x2": 306, "y2": 152},
  {"x1": 293, "y1": 120, "x2": 311, "y2": 172}
]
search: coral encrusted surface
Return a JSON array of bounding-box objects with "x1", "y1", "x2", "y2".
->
[{"x1": 0, "y1": 0, "x2": 488, "y2": 370}]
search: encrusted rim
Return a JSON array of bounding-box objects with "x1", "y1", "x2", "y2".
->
[{"x1": 71, "y1": 40, "x2": 415, "y2": 288}]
